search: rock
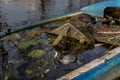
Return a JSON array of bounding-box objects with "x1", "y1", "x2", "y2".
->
[
  {"x1": 44, "y1": 69, "x2": 50, "y2": 74},
  {"x1": 58, "y1": 54, "x2": 77, "y2": 64}
]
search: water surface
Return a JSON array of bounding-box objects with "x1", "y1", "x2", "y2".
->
[{"x1": 0, "y1": 0, "x2": 103, "y2": 28}]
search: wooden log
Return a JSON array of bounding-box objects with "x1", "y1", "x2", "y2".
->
[
  {"x1": 97, "y1": 31, "x2": 120, "y2": 34},
  {"x1": 94, "y1": 37, "x2": 120, "y2": 46}
]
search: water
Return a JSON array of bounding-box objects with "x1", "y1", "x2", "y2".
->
[
  {"x1": 0, "y1": 0, "x2": 103, "y2": 28},
  {"x1": 0, "y1": 0, "x2": 107, "y2": 80},
  {"x1": 2, "y1": 33, "x2": 107, "y2": 80}
]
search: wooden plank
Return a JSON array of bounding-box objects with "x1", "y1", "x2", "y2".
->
[
  {"x1": 53, "y1": 26, "x2": 70, "y2": 46},
  {"x1": 97, "y1": 31, "x2": 120, "y2": 34}
]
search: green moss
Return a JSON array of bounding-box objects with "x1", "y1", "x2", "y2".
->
[
  {"x1": 27, "y1": 50, "x2": 46, "y2": 58},
  {"x1": 18, "y1": 37, "x2": 41, "y2": 49},
  {"x1": 25, "y1": 69, "x2": 33, "y2": 74},
  {"x1": 45, "y1": 41, "x2": 51, "y2": 46},
  {"x1": 2, "y1": 33, "x2": 21, "y2": 40}
]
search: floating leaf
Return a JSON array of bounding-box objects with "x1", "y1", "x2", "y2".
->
[{"x1": 27, "y1": 50, "x2": 45, "y2": 58}]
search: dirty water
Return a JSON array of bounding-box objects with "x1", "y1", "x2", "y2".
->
[
  {"x1": 0, "y1": 0, "x2": 107, "y2": 80},
  {"x1": 0, "y1": 0, "x2": 103, "y2": 28},
  {"x1": 2, "y1": 32, "x2": 107, "y2": 80}
]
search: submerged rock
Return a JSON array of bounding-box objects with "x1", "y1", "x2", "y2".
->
[{"x1": 56, "y1": 53, "x2": 77, "y2": 64}]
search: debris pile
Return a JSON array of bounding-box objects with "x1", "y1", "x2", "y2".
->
[{"x1": 0, "y1": 12, "x2": 120, "y2": 80}]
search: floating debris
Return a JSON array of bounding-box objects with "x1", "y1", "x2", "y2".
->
[
  {"x1": 25, "y1": 69, "x2": 33, "y2": 74},
  {"x1": 18, "y1": 37, "x2": 41, "y2": 49},
  {"x1": 0, "y1": 5, "x2": 120, "y2": 80},
  {"x1": 27, "y1": 49, "x2": 46, "y2": 58},
  {"x1": 2, "y1": 33, "x2": 21, "y2": 40}
]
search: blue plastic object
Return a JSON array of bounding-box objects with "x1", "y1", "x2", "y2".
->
[
  {"x1": 72, "y1": 53, "x2": 120, "y2": 80},
  {"x1": 80, "y1": 0, "x2": 120, "y2": 17}
]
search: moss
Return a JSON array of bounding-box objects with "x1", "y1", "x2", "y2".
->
[
  {"x1": 27, "y1": 49, "x2": 46, "y2": 58},
  {"x1": 2, "y1": 33, "x2": 21, "y2": 40},
  {"x1": 18, "y1": 37, "x2": 41, "y2": 49},
  {"x1": 44, "y1": 38, "x2": 52, "y2": 46},
  {"x1": 25, "y1": 69, "x2": 33, "y2": 74}
]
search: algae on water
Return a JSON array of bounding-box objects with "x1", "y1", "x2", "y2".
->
[
  {"x1": 18, "y1": 37, "x2": 41, "y2": 49},
  {"x1": 27, "y1": 49, "x2": 46, "y2": 58},
  {"x1": 25, "y1": 69, "x2": 33, "y2": 74},
  {"x1": 2, "y1": 33, "x2": 21, "y2": 40}
]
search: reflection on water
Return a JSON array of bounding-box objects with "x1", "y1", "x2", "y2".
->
[{"x1": 0, "y1": 0, "x2": 104, "y2": 28}]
